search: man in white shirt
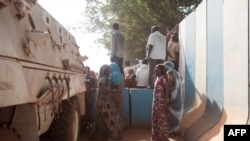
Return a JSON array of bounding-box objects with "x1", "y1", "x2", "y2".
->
[
  {"x1": 136, "y1": 59, "x2": 149, "y2": 88},
  {"x1": 146, "y1": 26, "x2": 166, "y2": 88}
]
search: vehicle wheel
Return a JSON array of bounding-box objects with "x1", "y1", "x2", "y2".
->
[
  {"x1": 49, "y1": 96, "x2": 81, "y2": 141},
  {"x1": 0, "y1": 123, "x2": 22, "y2": 141}
]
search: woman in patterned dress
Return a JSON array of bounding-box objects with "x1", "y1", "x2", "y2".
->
[
  {"x1": 151, "y1": 64, "x2": 170, "y2": 141},
  {"x1": 90, "y1": 64, "x2": 122, "y2": 140}
]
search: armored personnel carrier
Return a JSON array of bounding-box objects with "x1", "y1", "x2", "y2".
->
[{"x1": 0, "y1": 1, "x2": 87, "y2": 141}]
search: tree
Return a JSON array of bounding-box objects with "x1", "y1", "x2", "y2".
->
[{"x1": 84, "y1": 0, "x2": 202, "y2": 65}]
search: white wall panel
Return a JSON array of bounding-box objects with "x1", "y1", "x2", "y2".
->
[{"x1": 223, "y1": 0, "x2": 248, "y2": 113}]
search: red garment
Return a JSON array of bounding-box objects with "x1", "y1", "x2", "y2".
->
[
  {"x1": 151, "y1": 75, "x2": 169, "y2": 140},
  {"x1": 124, "y1": 74, "x2": 137, "y2": 88},
  {"x1": 129, "y1": 74, "x2": 137, "y2": 88},
  {"x1": 124, "y1": 75, "x2": 130, "y2": 87}
]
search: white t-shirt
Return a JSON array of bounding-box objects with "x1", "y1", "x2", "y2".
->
[
  {"x1": 135, "y1": 64, "x2": 149, "y2": 87},
  {"x1": 146, "y1": 31, "x2": 166, "y2": 60}
]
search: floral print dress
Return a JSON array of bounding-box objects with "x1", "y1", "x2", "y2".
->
[{"x1": 151, "y1": 75, "x2": 169, "y2": 141}]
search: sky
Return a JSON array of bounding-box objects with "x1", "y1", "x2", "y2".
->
[{"x1": 38, "y1": 0, "x2": 110, "y2": 73}]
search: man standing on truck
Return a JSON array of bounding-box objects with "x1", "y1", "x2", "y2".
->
[
  {"x1": 146, "y1": 26, "x2": 166, "y2": 88},
  {"x1": 110, "y1": 23, "x2": 125, "y2": 76}
]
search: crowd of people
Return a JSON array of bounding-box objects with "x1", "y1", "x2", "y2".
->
[
  {"x1": 123, "y1": 24, "x2": 179, "y2": 90},
  {"x1": 83, "y1": 23, "x2": 183, "y2": 141}
]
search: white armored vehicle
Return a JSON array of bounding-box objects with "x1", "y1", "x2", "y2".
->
[{"x1": 0, "y1": 1, "x2": 87, "y2": 141}]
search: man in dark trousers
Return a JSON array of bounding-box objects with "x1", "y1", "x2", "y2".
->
[{"x1": 146, "y1": 26, "x2": 166, "y2": 88}]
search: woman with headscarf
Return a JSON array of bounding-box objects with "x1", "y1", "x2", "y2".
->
[
  {"x1": 90, "y1": 64, "x2": 122, "y2": 140},
  {"x1": 164, "y1": 61, "x2": 184, "y2": 136}
]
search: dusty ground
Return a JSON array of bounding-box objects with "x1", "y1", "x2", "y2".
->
[
  {"x1": 79, "y1": 127, "x2": 185, "y2": 141},
  {"x1": 41, "y1": 127, "x2": 185, "y2": 141}
]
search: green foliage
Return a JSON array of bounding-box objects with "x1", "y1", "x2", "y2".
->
[{"x1": 84, "y1": 0, "x2": 202, "y2": 64}]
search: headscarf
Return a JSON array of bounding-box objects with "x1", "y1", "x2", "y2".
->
[
  {"x1": 109, "y1": 63, "x2": 122, "y2": 86},
  {"x1": 163, "y1": 61, "x2": 183, "y2": 98},
  {"x1": 98, "y1": 64, "x2": 110, "y2": 85},
  {"x1": 164, "y1": 61, "x2": 174, "y2": 72}
]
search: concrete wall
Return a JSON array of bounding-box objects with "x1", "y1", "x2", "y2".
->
[{"x1": 179, "y1": 0, "x2": 249, "y2": 140}]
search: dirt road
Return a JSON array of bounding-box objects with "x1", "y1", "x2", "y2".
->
[{"x1": 79, "y1": 127, "x2": 185, "y2": 141}]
